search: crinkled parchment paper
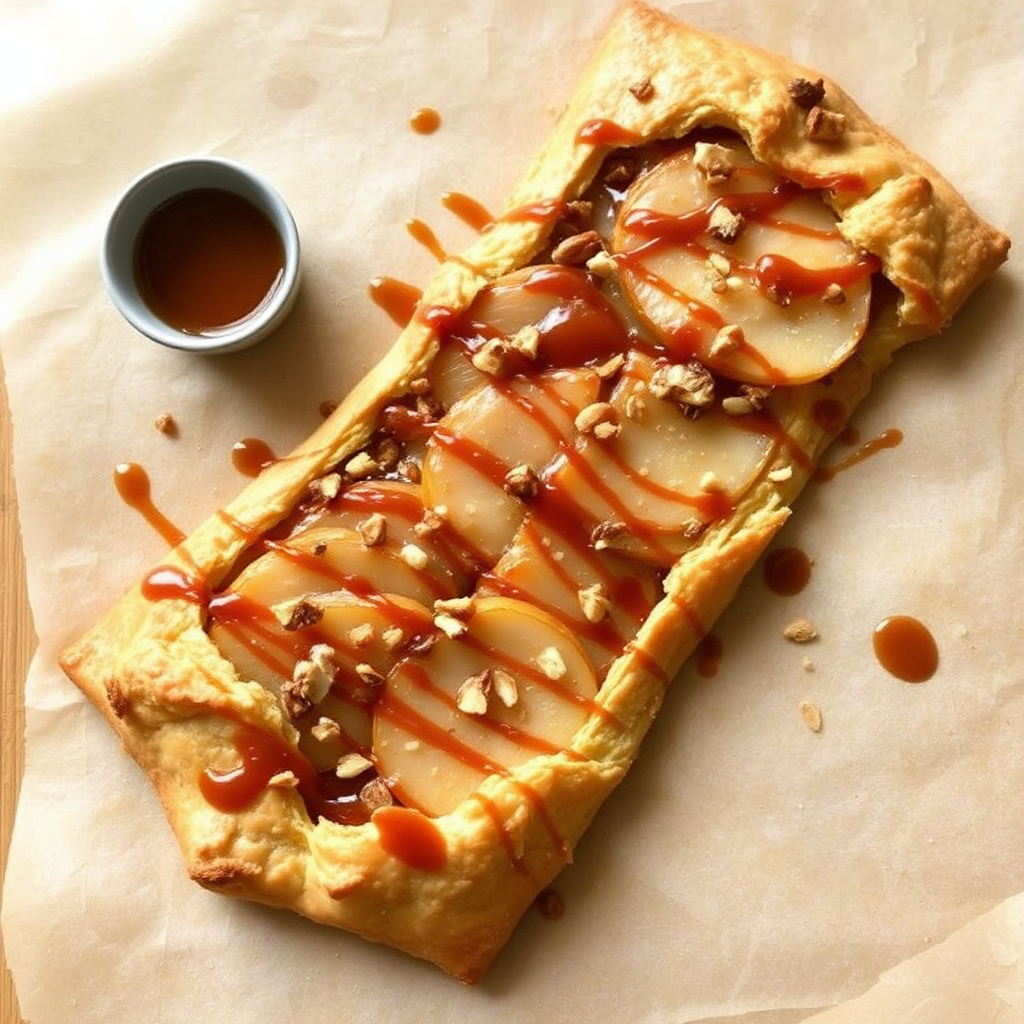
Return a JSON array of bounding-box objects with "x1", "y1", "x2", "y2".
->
[{"x1": 1, "y1": 1, "x2": 1021, "y2": 1022}]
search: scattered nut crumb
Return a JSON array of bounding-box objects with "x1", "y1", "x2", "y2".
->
[
  {"x1": 414, "y1": 505, "x2": 448, "y2": 537},
  {"x1": 624, "y1": 388, "x2": 646, "y2": 421},
  {"x1": 590, "y1": 519, "x2": 629, "y2": 551},
  {"x1": 491, "y1": 668, "x2": 519, "y2": 708},
  {"x1": 434, "y1": 595, "x2": 476, "y2": 619},
  {"x1": 312, "y1": 540, "x2": 328, "y2": 556},
  {"x1": 344, "y1": 451, "x2": 379, "y2": 480},
  {"x1": 586, "y1": 250, "x2": 618, "y2": 278},
  {"x1": 268, "y1": 770, "x2": 300, "y2": 789},
  {"x1": 649, "y1": 360, "x2": 715, "y2": 410},
  {"x1": 503, "y1": 462, "x2": 540, "y2": 500},
  {"x1": 382, "y1": 626, "x2": 405, "y2": 650},
  {"x1": 783, "y1": 617, "x2": 818, "y2": 643},
  {"x1": 507, "y1": 324, "x2": 541, "y2": 360},
  {"x1": 799, "y1": 700, "x2": 823, "y2": 733},
  {"x1": 575, "y1": 401, "x2": 621, "y2": 439},
  {"x1": 693, "y1": 141, "x2": 735, "y2": 183},
  {"x1": 355, "y1": 663, "x2": 385, "y2": 688},
  {"x1": 456, "y1": 669, "x2": 492, "y2": 715},
  {"x1": 335, "y1": 752, "x2": 374, "y2": 779},
  {"x1": 709, "y1": 324, "x2": 744, "y2": 358},
  {"x1": 787, "y1": 77, "x2": 826, "y2": 109},
  {"x1": 699, "y1": 470, "x2": 726, "y2": 493},
  {"x1": 349, "y1": 622, "x2": 375, "y2": 647},
  {"x1": 397, "y1": 458, "x2": 421, "y2": 484},
  {"x1": 470, "y1": 338, "x2": 508, "y2": 376},
  {"x1": 308, "y1": 472, "x2": 342, "y2": 504},
  {"x1": 276, "y1": 598, "x2": 324, "y2": 632},
  {"x1": 802, "y1": 656, "x2": 815, "y2": 673},
  {"x1": 286, "y1": 644, "x2": 337, "y2": 719},
  {"x1": 434, "y1": 612, "x2": 468, "y2": 639},
  {"x1": 768, "y1": 464, "x2": 794, "y2": 483},
  {"x1": 707, "y1": 204, "x2": 745, "y2": 243},
  {"x1": 805, "y1": 105, "x2": 846, "y2": 142},
  {"x1": 399, "y1": 542, "x2": 430, "y2": 570},
  {"x1": 629, "y1": 77, "x2": 654, "y2": 102},
  {"x1": 536, "y1": 646, "x2": 567, "y2": 680},
  {"x1": 154, "y1": 412, "x2": 177, "y2": 436},
  {"x1": 311, "y1": 717, "x2": 342, "y2": 743},
  {"x1": 551, "y1": 230, "x2": 604, "y2": 267},
  {"x1": 374, "y1": 437, "x2": 402, "y2": 473},
  {"x1": 356, "y1": 512, "x2": 387, "y2": 547},
  {"x1": 722, "y1": 395, "x2": 755, "y2": 416},
  {"x1": 594, "y1": 352, "x2": 625, "y2": 381},
  {"x1": 822, "y1": 283, "x2": 847, "y2": 305},
  {"x1": 360, "y1": 777, "x2": 393, "y2": 811},
  {"x1": 708, "y1": 252, "x2": 732, "y2": 277},
  {"x1": 578, "y1": 582, "x2": 611, "y2": 623}
]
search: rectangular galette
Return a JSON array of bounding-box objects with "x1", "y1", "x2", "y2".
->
[{"x1": 61, "y1": 0, "x2": 1009, "y2": 982}]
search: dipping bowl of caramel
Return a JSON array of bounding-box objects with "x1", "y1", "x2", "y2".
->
[{"x1": 102, "y1": 156, "x2": 301, "y2": 353}]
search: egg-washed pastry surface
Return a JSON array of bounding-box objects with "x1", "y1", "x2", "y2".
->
[{"x1": 60, "y1": 0, "x2": 1009, "y2": 983}]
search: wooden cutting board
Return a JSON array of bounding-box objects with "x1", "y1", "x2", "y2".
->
[{"x1": 1, "y1": 361, "x2": 31, "y2": 1024}]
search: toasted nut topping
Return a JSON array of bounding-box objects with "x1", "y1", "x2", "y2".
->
[
  {"x1": 276, "y1": 598, "x2": 324, "y2": 632},
  {"x1": 708, "y1": 252, "x2": 732, "y2": 277},
  {"x1": 563, "y1": 199, "x2": 594, "y2": 228},
  {"x1": 414, "y1": 505, "x2": 448, "y2": 537},
  {"x1": 397, "y1": 458, "x2": 421, "y2": 484},
  {"x1": 710, "y1": 324, "x2": 744, "y2": 357},
  {"x1": 603, "y1": 159, "x2": 637, "y2": 188},
  {"x1": 649, "y1": 360, "x2": 715, "y2": 409},
  {"x1": 594, "y1": 352, "x2": 626, "y2": 380},
  {"x1": 783, "y1": 617, "x2": 818, "y2": 643},
  {"x1": 575, "y1": 401, "x2": 621, "y2": 439},
  {"x1": 268, "y1": 770, "x2": 300, "y2": 789},
  {"x1": 722, "y1": 396, "x2": 755, "y2": 416},
  {"x1": 308, "y1": 472, "x2": 342, "y2": 504},
  {"x1": 344, "y1": 451, "x2": 379, "y2": 480},
  {"x1": 707, "y1": 204, "x2": 745, "y2": 243},
  {"x1": 799, "y1": 700, "x2": 823, "y2": 733},
  {"x1": 788, "y1": 76, "x2": 826, "y2": 109},
  {"x1": 434, "y1": 596, "x2": 476, "y2": 619},
  {"x1": 311, "y1": 717, "x2": 342, "y2": 743},
  {"x1": 578, "y1": 582, "x2": 611, "y2": 624},
  {"x1": 738, "y1": 384, "x2": 771, "y2": 411},
  {"x1": 287, "y1": 644, "x2": 337, "y2": 718},
  {"x1": 536, "y1": 646, "x2": 567, "y2": 680},
  {"x1": 552, "y1": 229, "x2": 604, "y2": 267},
  {"x1": 374, "y1": 437, "x2": 402, "y2": 473},
  {"x1": 624, "y1": 388, "x2": 647, "y2": 421},
  {"x1": 336, "y1": 752, "x2": 374, "y2": 779},
  {"x1": 693, "y1": 141, "x2": 735, "y2": 183},
  {"x1": 822, "y1": 283, "x2": 847, "y2": 305},
  {"x1": 381, "y1": 625, "x2": 405, "y2": 650},
  {"x1": 355, "y1": 663, "x2": 386, "y2": 688},
  {"x1": 591, "y1": 519, "x2": 629, "y2": 551},
  {"x1": 399, "y1": 542, "x2": 430, "y2": 570},
  {"x1": 503, "y1": 463, "x2": 540, "y2": 500},
  {"x1": 408, "y1": 376, "x2": 432, "y2": 396},
  {"x1": 805, "y1": 105, "x2": 846, "y2": 141},
  {"x1": 312, "y1": 540, "x2": 328, "y2": 556},
  {"x1": 434, "y1": 613, "x2": 468, "y2": 639},
  {"x1": 356, "y1": 512, "x2": 387, "y2": 547},
  {"x1": 491, "y1": 668, "x2": 519, "y2": 708},
  {"x1": 768, "y1": 464, "x2": 794, "y2": 483},
  {"x1": 699, "y1": 470, "x2": 726, "y2": 493},
  {"x1": 507, "y1": 324, "x2": 541, "y2": 360},
  {"x1": 348, "y1": 622, "x2": 375, "y2": 647},
  {"x1": 586, "y1": 250, "x2": 618, "y2": 278},
  {"x1": 471, "y1": 338, "x2": 508, "y2": 376},
  {"x1": 456, "y1": 670, "x2": 491, "y2": 715},
  {"x1": 629, "y1": 76, "x2": 654, "y2": 101},
  {"x1": 154, "y1": 412, "x2": 177, "y2": 436},
  {"x1": 360, "y1": 777, "x2": 394, "y2": 811}
]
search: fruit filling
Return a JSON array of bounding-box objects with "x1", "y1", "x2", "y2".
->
[{"x1": 204, "y1": 134, "x2": 877, "y2": 824}]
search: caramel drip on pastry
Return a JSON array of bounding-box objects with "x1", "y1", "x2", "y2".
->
[
  {"x1": 576, "y1": 119, "x2": 643, "y2": 146},
  {"x1": 141, "y1": 565, "x2": 208, "y2": 605},
  {"x1": 503, "y1": 197, "x2": 565, "y2": 226},
  {"x1": 372, "y1": 806, "x2": 447, "y2": 870}
]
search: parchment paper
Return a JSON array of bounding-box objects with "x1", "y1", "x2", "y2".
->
[{"x1": 1, "y1": 1, "x2": 1021, "y2": 1022}]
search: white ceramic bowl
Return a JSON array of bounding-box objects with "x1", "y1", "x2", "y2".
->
[{"x1": 101, "y1": 156, "x2": 301, "y2": 354}]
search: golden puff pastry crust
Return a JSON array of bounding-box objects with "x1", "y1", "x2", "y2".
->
[{"x1": 60, "y1": 0, "x2": 1009, "y2": 983}]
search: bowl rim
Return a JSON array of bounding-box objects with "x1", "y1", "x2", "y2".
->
[{"x1": 101, "y1": 155, "x2": 301, "y2": 354}]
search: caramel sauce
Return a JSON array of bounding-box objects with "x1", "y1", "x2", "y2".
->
[
  {"x1": 113, "y1": 462, "x2": 186, "y2": 547},
  {"x1": 231, "y1": 436, "x2": 277, "y2": 478},
  {"x1": 815, "y1": 428, "x2": 903, "y2": 482},
  {"x1": 409, "y1": 106, "x2": 441, "y2": 135},
  {"x1": 812, "y1": 397, "x2": 847, "y2": 435},
  {"x1": 368, "y1": 276, "x2": 422, "y2": 327},
  {"x1": 576, "y1": 119, "x2": 642, "y2": 146},
  {"x1": 141, "y1": 566, "x2": 208, "y2": 605},
  {"x1": 135, "y1": 188, "x2": 284, "y2": 334},
  {"x1": 441, "y1": 191, "x2": 494, "y2": 232},
  {"x1": 406, "y1": 217, "x2": 447, "y2": 261},
  {"x1": 872, "y1": 615, "x2": 938, "y2": 683},
  {"x1": 372, "y1": 806, "x2": 447, "y2": 871},
  {"x1": 695, "y1": 633, "x2": 723, "y2": 678},
  {"x1": 763, "y1": 546, "x2": 812, "y2": 596}
]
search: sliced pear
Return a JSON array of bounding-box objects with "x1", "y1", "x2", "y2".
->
[
  {"x1": 481, "y1": 517, "x2": 661, "y2": 676},
  {"x1": 420, "y1": 368, "x2": 601, "y2": 564},
  {"x1": 613, "y1": 137, "x2": 873, "y2": 385},
  {"x1": 546, "y1": 350, "x2": 775, "y2": 565},
  {"x1": 373, "y1": 595, "x2": 598, "y2": 817},
  {"x1": 446, "y1": 264, "x2": 627, "y2": 369}
]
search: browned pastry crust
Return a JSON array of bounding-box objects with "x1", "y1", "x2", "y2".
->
[{"x1": 60, "y1": 0, "x2": 1009, "y2": 983}]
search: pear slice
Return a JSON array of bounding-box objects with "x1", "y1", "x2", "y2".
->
[
  {"x1": 446, "y1": 263, "x2": 627, "y2": 369},
  {"x1": 546, "y1": 350, "x2": 775, "y2": 565},
  {"x1": 373, "y1": 595, "x2": 598, "y2": 817},
  {"x1": 613, "y1": 137, "x2": 873, "y2": 385},
  {"x1": 420, "y1": 367, "x2": 601, "y2": 565},
  {"x1": 481, "y1": 517, "x2": 661, "y2": 676}
]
